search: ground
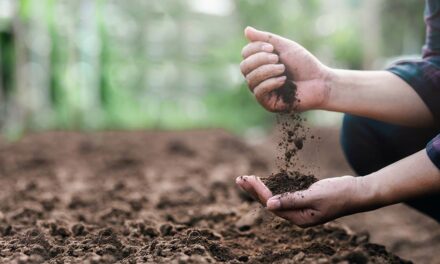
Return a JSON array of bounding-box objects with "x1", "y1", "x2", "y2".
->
[{"x1": 0, "y1": 129, "x2": 434, "y2": 263}]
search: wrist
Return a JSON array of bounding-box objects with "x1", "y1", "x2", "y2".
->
[
  {"x1": 352, "y1": 175, "x2": 384, "y2": 212},
  {"x1": 318, "y1": 67, "x2": 337, "y2": 110}
]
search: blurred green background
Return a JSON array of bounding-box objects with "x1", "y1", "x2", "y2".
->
[{"x1": 0, "y1": 0, "x2": 425, "y2": 137}]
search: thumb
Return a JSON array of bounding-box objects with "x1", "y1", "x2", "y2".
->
[
  {"x1": 266, "y1": 190, "x2": 312, "y2": 211},
  {"x1": 244, "y1": 26, "x2": 288, "y2": 49}
]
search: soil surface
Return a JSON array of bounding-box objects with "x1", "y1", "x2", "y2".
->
[{"x1": 0, "y1": 130, "x2": 411, "y2": 263}]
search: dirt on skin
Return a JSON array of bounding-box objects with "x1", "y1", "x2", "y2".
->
[{"x1": 0, "y1": 130, "x2": 410, "y2": 263}]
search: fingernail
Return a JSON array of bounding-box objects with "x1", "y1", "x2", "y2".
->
[
  {"x1": 267, "y1": 198, "x2": 281, "y2": 210},
  {"x1": 262, "y1": 44, "x2": 273, "y2": 52}
]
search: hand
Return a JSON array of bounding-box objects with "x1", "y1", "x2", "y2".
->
[
  {"x1": 240, "y1": 27, "x2": 332, "y2": 112},
  {"x1": 236, "y1": 175, "x2": 368, "y2": 228}
]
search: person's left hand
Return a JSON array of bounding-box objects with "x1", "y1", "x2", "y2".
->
[{"x1": 236, "y1": 175, "x2": 368, "y2": 227}]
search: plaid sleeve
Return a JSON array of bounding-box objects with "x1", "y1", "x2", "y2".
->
[
  {"x1": 387, "y1": 59, "x2": 440, "y2": 126},
  {"x1": 427, "y1": 134, "x2": 440, "y2": 170}
]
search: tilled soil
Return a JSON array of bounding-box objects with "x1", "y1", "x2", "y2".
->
[{"x1": 0, "y1": 130, "x2": 410, "y2": 263}]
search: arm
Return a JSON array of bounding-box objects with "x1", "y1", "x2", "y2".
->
[
  {"x1": 325, "y1": 70, "x2": 434, "y2": 126},
  {"x1": 236, "y1": 149, "x2": 440, "y2": 227},
  {"x1": 362, "y1": 149, "x2": 440, "y2": 207},
  {"x1": 240, "y1": 27, "x2": 435, "y2": 126}
]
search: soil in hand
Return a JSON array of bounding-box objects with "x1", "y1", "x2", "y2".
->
[
  {"x1": 262, "y1": 170, "x2": 317, "y2": 195},
  {"x1": 277, "y1": 80, "x2": 297, "y2": 109}
]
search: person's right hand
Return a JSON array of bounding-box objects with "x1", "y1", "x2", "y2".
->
[{"x1": 240, "y1": 27, "x2": 333, "y2": 112}]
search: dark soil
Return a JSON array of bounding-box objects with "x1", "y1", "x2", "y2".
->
[
  {"x1": 261, "y1": 170, "x2": 317, "y2": 195},
  {"x1": 0, "y1": 130, "x2": 410, "y2": 263},
  {"x1": 277, "y1": 80, "x2": 297, "y2": 109},
  {"x1": 261, "y1": 102, "x2": 318, "y2": 195},
  {"x1": 274, "y1": 51, "x2": 298, "y2": 111}
]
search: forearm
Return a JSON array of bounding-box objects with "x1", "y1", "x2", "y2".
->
[
  {"x1": 323, "y1": 69, "x2": 434, "y2": 126},
  {"x1": 359, "y1": 150, "x2": 440, "y2": 209}
]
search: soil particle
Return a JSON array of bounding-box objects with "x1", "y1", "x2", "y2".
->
[{"x1": 276, "y1": 112, "x2": 308, "y2": 171}]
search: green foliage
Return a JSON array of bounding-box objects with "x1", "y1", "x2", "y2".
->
[{"x1": 0, "y1": 0, "x2": 427, "y2": 136}]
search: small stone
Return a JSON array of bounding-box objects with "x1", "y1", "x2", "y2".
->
[
  {"x1": 293, "y1": 251, "x2": 305, "y2": 262},
  {"x1": 354, "y1": 232, "x2": 369, "y2": 244},
  {"x1": 317, "y1": 257, "x2": 330, "y2": 264}
]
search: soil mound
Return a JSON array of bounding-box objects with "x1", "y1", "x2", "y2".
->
[{"x1": 262, "y1": 170, "x2": 317, "y2": 195}]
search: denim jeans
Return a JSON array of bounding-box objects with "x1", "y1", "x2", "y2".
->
[{"x1": 341, "y1": 114, "x2": 440, "y2": 221}]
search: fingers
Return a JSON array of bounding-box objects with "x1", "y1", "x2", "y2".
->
[
  {"x1": 253, "y1": 76, "x2": 286, "y2": 101},
  {"x1": 266, "y1": 191, "x2": 311, "y2": 211},
  {"x1": 240, "y1": 52, "x2": 279, "y2": 76},
  {"x1": 244, "y1": 26, "x2": 287, "y2": 48},
  {"x1": 236, "y1": 176, "x2": 259, "y2": 201},
  {"x1": 236, "y1": 175, "x2": 272, "y2": 204},
  {"x1": 241, "y1": 41, "x2": 273, "y2": 59},
  {"x1": 246, "y1": 64, "x2": 285, "y2": 90}
]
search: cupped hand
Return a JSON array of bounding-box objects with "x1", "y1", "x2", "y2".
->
[
  {"x1": 236, "y1": 175, "x2": 366, "y2": 228},
  {"x1": 240, "y1": 26, "x2": 332, "y2": 112}
]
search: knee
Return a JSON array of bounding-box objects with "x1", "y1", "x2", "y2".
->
[
  {"x1": 340, "y1": 114, "x2": 363, "y2": 163},
  {"x1": 340, "y1": 114, "x2": 384, "y2": 175}
]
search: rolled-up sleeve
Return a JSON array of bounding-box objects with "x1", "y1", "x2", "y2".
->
[
  {"x1": 387, "y1": 59, "x2": 440, "y2": 125},
  {"x1": 427, "y1": 134, "x2": 440, "y2": 169}
]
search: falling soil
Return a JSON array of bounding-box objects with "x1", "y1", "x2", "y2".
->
[
  {"x1": 262, "y1": 75, "x2": 318, "y2": 195},
  {"x1": 0, "y1": 131, "x2": 410, "y2": 263}
]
